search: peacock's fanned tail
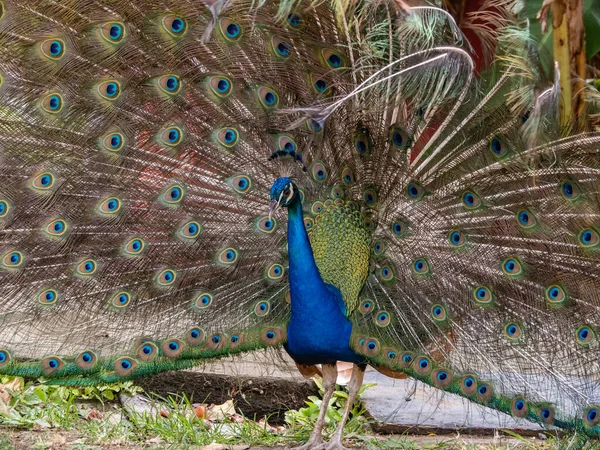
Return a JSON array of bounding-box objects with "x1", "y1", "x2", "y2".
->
[{"x1": 1, "y1": 0, "x2": 600, "y2": 438}]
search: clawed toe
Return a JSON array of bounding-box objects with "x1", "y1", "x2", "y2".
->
[{"x1": 291, "y1": 438, "x2": 325, "y2": 450}]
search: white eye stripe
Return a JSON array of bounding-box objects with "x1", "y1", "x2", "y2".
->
[
  {"x1": 278, "y1": 191, "x2": 285, "y2": 204},
  {"x1": 286, "y1": 185, "x2": 294, "y2": 202}
]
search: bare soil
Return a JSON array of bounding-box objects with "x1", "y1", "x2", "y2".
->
[{"x1": 135, "y1": 371, "x2": 318, "y2": 425}]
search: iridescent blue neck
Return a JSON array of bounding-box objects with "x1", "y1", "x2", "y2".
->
[
  {"x1": 286, "y1": 196, "x2": 324, "y2": 289},
  {"x1": 284, "y1": 195, "x2": 364, "y2": 365}
]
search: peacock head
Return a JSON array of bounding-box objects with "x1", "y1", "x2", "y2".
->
[{"x1": 269, "y1": 177, "x2": 298, "y2": 218}]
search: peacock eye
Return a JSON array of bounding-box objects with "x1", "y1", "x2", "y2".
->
[{"x1": 283, "y1": 189, "x2": 290, "y2": 197}]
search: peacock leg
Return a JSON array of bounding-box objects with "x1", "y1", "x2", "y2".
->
[
  {"x1": 292, "y1": 363, "x2": 338, "y2": 450},
  {"x1": 324, "y1": 364, "x2": 365, "y2": 450}
]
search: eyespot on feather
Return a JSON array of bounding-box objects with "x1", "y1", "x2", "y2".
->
[
  {"x1": 40, "y1": 39, "x2": 65, "y2": 60},
  {"x1": 97, "y1": 197, "x2": 121, "y2": 214},
  {"x1": 2, "y1": 251, "x2": 23, "y2": 268},
  {"x1": 267, "y1": 264, "x2": 285, "y2": 280},
  {"x1": 76, "y1": 259, "x2": 97, "y2": 276},
  {"x1": 31, "y1": 172, "x2": 55, "y2": 191},
  {"x1": 304, "y1": 217, "x2": 314, "y2": 230},
  {"x1": 185, "y1": 327, "x2": 205, "y2": 346},
  {"x1": 320, "y1": 48, "x2": 345, "y2": 69},
  {"x1": 461, "y1": 189, "x2": 481, "y2": 209},
  {"x1": 162, "y1": 339, "x2": 185, "y2": 358},
  {"x1": 414, "y1": 356, "x2": 432, "y2": 375},
  {"x1": 391, "y1": 218, "x2": 409, "y2": 238},
  {"x1": 372, "y1": 240, "x2": 385, "y2": 256},
  {"x1": 254, "y1": 300, "x2": 270, "y2": 317},
  {"x1": 218, "y1": 18, "x2": 242, "y2": 41},
  {"x1": 476, "y1": 383, "x2": 493, "y2": 402},
  {"x1": 157, "y1": 269, "x2": 177, "y2": 286},
  {"x1": 311, "y1": 201, "x2": 324, "y2": 215},
  {"x1": 256, "y1": 216, "x2": 277, "y2": 233},
  {"x1": 44, "y1": 219, "x2": 68, "y2": 237},
  {"x1": 473, "y1": 286, "x2": 493, "y2": 305},
  {"x1": 229, "y1": 175, "x2": 252, "y2": 194},
  {"x1": 330, "y1": 185, "x2": 343, "y2": 199},
  {"x1": 559, "y1": 179, "x2": 582, "y2": 200},
  {"x1": 42, "y1": 356, "x2": 64, "y2": 374},
  {"x1": 137, "y1": 342, "x2": 158, "y2": 361},
  {"x1": 516, "y1": 208, "x2": 537, "y2": 229},
  {"x1": 448, "y1": 230, "x2": 466, "y2": 247},
  {"x1": 38, "y1": 289, "x2": 58, "y2": 305},
  {"x1": 76, "y1": 351, "x2": 97, "y2": 370},
  {"x1": 162, "y1": 15, "x2": 187, "y2": 37},
  {"x1": 194, "y1": 293, "x2": 213, "y2": 309},
  {"x1": 340, "y1": 167, "x2": 355, "y2": 186},
  {"x1": 389, "y1": 126, "x2": 410, "y2": 150},
  {"x1": 159, "y1": 126, "x2": 184, "y2": 147},
  {"x1": 208, "y1": 75, "x2": 233, "y2": 98},
  {"x1": 218, "y1": 248, "x2": 238, "y2": 264},
  {"x1": 375, "y1": 311, "x2": 390, "y2": 327},
  {"x1": 584, "y1": 407, "x2": 600, "y2": 427},
  {"x1": 489, "y1": 136, "x2": 508, "y2": 158},
  {"x1": 162, "y1": 184, "x2": 184, "y2": 205},
  {"x1": 101, "y1": 22, "x2": 126, "y2": 43},
  {"x1": 114, "y1": 357, "x2": 137, "y2": 376},
  {"x1": 312, "y1": 76, "x2": 329, "y2": 95},
  {"x1": 545, "y1": 284, "x2": 567, "y2": 306},
  {"x1": 157, "y1": 75, "x2": 181, "y2": 95},
  {"x1": 378, "y1": 263, "x2": 395, "y2": 282},
  {"x1": 277, "y1": 135, "x2": 297, "y2": 154},
  {"x1": 431, "y1": 304, "x2": 447, "y2": 321},
  {"x1": 511, "y1": 397, "x2": 528, "y2": 418},
  {"x1": 363, "y1": 188, "x2": 378, "y2": 208},
  {"x1": 537, "y1": 405, "x2": 555, "y2": 425},
  {"x1": 40, "y1": 93, "x2": 63, "y2": 113},
  {"x1": 111, "y1": 291, "x2": 131, "y2": 308},
  {"x1": 432, "y1": 368, "x2": 453, "y2": 389},
  {"x1": 228, "y1": 332, "x2": 244, "y2": 350},
  {"x1": 124, "y1": 237, "x2": 145, "y2": 256},
  {"x1": 460, "y1": 375, "x2": 477, "y2": 396},
  {"x1": 412, "y1": 258, "x2": 430, "y2": 276},
  {"x1": 359, "y1": 299, "x2": 374, "y2": 314},
  {"x1": 286, "y1": 13, "x2": 303, "y2": 28},
  {"x1": 310, "y1": 162, "x2": 328, "y2": 182},
  {"x1": 354, "y1": 130, "x2": 371, "y2": 155},
  {"x1": 99, "y1": 131, "x2": 126, "y2": 153},
  {"x1": 501, "y1": 257, "x2": 523, "y2": 277},
  {"x1": 257, "y1": 86, "x2": 279, "y2": 109},
  {"x1": 205, "y1": 333, "x2": 226, "y2": 350},
  {"x1": 578, "y1": 227, "x2": 599, "y2": 248},
  {"x1": 179, "y1": 221, "x2": 201, "y2": 239},
  {"x1": 575, "y1": 325, "x2": 595, "y2": 346},
  {"x1": 96, "y1": 80, "x2": 121, "y2": 100},
  {"x1": 260, "y1": 327, "x2": 285, "y2": 346},
  {"x1": 217, "y1": 127, "x2": 239, "y2": 148},
  {"x1": 271, "y1": 36, "x2": 292, "y2": 59},
  {"x1": 406, "y1": 181, "x2": 425, "y2": 200},
  {"x1": 0, "y1": 200, "x2": 9, "y2": 218},
  {"x1": 504, "y1": 322, "x2": 522, "y2": 340}
]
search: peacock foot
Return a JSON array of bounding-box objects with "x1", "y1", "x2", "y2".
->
[
  {"x1": 290, "y1": 437, "x2": 326, "y2": 450},
  {"x1": 323, "y1": 437, "x2": 354, "y2": 450}
]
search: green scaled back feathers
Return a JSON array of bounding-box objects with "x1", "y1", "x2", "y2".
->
[{"x1": 1, "y1": 0, "x2": 600, "y2": 440}]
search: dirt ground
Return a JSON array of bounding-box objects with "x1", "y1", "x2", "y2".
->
[
  {"x1": 135, "y1": 371, "x2": 318, "y2": 425},
  {"x1": 1, "y1": 429, "x2": 549, "y2": 450}
]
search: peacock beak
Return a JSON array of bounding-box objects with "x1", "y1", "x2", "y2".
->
[{"x1": 269, "y1": 200, "x2": 280, "y2": 221}]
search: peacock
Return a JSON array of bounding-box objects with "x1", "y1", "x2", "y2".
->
[{"x1": 0, "y1": 0, "x2": 599, "y2": 448}]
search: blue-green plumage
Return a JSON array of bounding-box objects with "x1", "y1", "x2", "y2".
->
[
  {"x1": 1, "y1": 0, "x2": 600, "y2": 445},
  {"x1": 270, "y1": 178, "x2": 365, "y2": 365}
]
